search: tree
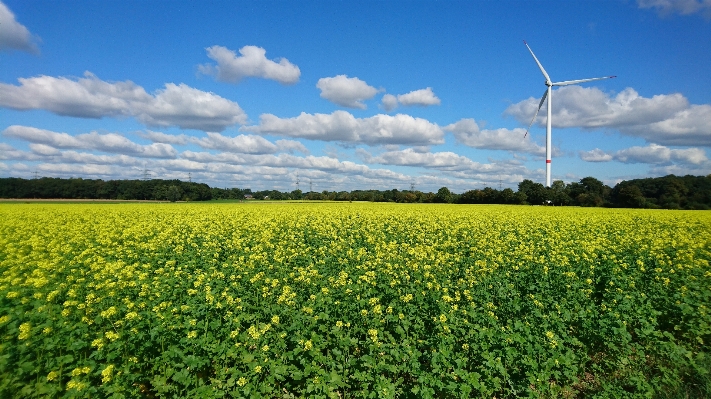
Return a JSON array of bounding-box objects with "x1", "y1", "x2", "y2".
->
[
  {"x1": 549, "y1": 180, "x2": 571, "y2": 206},
  {"x1": 617, "y1": 184, "x2": 646, "y2": 208},
  {"x1": 166, "y1": 185, "x2": 183, "y2": 202},
  {"x1": 435, "y1": 187, "x2": 452, "y2": 203},
  {"x1": 518, "y1": 179, "x2": 549, "y2": 205}
]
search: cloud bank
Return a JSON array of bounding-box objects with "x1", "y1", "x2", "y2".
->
[
  {"x1": 0, "y1": 72, "x2": 247, "y2": 131},
  {"x1": 243, "y1": 110, "x2": 444, "y2": 146},
  {"x1": 505, "y1": 86, "x2": 711, "y2": 146},
  {"x1": 580, "y1": 144, "x2": 707, "y2": 165},
  {"x1": 444, "y1": 118, "x2": 549, "y2": 156}
]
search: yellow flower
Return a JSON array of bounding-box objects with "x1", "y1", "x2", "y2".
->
[
  {"x1": 254, "y1": 365, "x2": 262, "y2": 373},
  {"x1": 187, "y1": 330, "x2": 197, "y2": 339},
  {"x1": 105, "y1": 331, "x2": 120, "y2": 341},
  {"x1": 237, "y1": 377, "x2": 247, "y2": 386},
  {"x1": 439, "y1": 314, "x2": 447, "y2": 323},
  {"x1": 92, "y1": 338, "x2": 105, "y2": 350},
  {"x1": 271, "y1": 315, "x2": 280, "y2": 324},
  {"x1": 46, "y1": 371, "x2": 59, "y2": 381},
  {"x1": 18, "y1": 322, "x2": 31, "y2": 340},
  {"x1": 368, "y1": 329, "x2": 378, "y2": 342},
  {"x1": 66, "y1": 380, "x2": 87, "y2": 391},
  {"x1": 71, "y1": 366, "x2": 91, "y2": 376},
  {"x1": 336, "y1": 320, "x2": 344, "y2": 328},
  {"x1": 262, "y1": 345, "x2": 269, "y2": 352},
  {"x1": 101, "y1": 364, "x2": 114, "y2": 383},
  {"x1": 304, "y1": 340, "x2": 313, "y2": 350}
]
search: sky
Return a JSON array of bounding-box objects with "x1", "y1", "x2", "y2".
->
[{"x1": 1, "y1": 0, "x2": 710, "y2": 193}]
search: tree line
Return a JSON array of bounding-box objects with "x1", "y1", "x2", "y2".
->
[{"x1": 1, "y1": 174, "x2": 710, "y2": 209}]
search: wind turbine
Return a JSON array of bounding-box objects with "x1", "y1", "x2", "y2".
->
[{"x1": 523, "y1": 41, "x2": 615, "y2": 187}]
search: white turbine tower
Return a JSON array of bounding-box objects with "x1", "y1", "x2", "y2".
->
[{"x1": 523, "y1": 41, "x2": 615, "y2": 187}]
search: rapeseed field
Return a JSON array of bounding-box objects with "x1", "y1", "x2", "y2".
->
[{"x1": 0, "y1": 203, "x2": 709, "y2": 398}]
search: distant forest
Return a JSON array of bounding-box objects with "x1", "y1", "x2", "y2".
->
[{"x1": 1, "y1": 174, "x2": 710, "y2": 210}]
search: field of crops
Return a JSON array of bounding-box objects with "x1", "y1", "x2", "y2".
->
[{"x1": 0, "y1": 203, "x2": 710, "y2": 398}]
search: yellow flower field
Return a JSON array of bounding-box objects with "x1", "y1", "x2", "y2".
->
[{"x1": 0, "y1": 203, "x2": 709, "y2": 398}]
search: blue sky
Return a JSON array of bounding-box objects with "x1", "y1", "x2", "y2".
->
[{"x1": 1, "y1": 0, "x2": 710, "y2": 192}]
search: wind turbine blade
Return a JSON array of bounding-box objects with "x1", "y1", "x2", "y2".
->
[
  {"x1": 524, "y1": 89, "x2": 548, "y2": 138},
  {"x1": 524, "y1": 40, "x2": 551, "y2": 83},
  {"x1": 553, "y1": 76, "x2": 616, "y2": 86}
]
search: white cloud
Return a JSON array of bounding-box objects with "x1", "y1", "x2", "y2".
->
[
  {"x1": 138, "y1": 130, "x2": 189, "y2": 145},
  {"x1": 580, "y1": 144, "x2": 708, "y2": 165},
  {"x1": 275, "y1": 139, "x2": 309, "y2": 154},
  {"x1": 505, "y1": 86, "x2": 711, "y2": 146},
  {"x1": 381, "y1": 94, "x2": 398, "y2": 112},
  {"x1": 379, "y1": 88, "x2": 441, "y2": 111},
  {"x1": 178, "y1": 150, "x2": 410, "y2": 182},
  {"x1": 2, "y1": 125, "x2": 177, "y2": 158},
  {"x1": 0, "y1": 72, "x2": 247, "y2": 131},
  {"x1": 638, "y1": 0, "x2": 711, "y2": 18},
  {"x1": 0, "y1": 1, "x2": 39, "y2": 53},
  {"x1": 198, "y1": 45, "x2": 300, "y2": 85},
  {"x1": 37, "y1": 163, "x2": 117, "y2": 176},
  {"x1": 361, "y1": 147, "x2": 530, "y2": 176},
  {"x1": 444, "y1": 118, "x2": 549, "y2": 156},
  {"x1": 579, "y1": 148, "x2": 613, "y2": 162},
  {"x1": 29, "y1": 143, "x2": 61, "y2": 156},
  {"x1": 191, "y1": 132, "x2": 281, "y2": 155},
  {"x1": 316, "y1": 75, "x2": 379, "y2": 109},
  {"x1": 243, "y1": 110, "x2": 444, "y2": 146},
  {"x1": 397, "y1": 87, "x2": 441, "y2": 107},
  {"x1": 0, "y1": 143, "x2": 39, "y2": 160}
]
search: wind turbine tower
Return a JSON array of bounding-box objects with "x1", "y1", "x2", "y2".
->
[{"x1": 523, "y1": 41, "x2": 615, "y2": 187}]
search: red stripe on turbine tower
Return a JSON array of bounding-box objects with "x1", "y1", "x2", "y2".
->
[{"x1": 546, "y1": 160, "x2": 551, "y2": 163}]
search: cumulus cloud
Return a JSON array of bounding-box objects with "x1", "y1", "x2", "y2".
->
[
  {"x1": 29, "y1": 143, "x2": 61, "y2": 156},
  {"x1": 2, "y1": 125, "x2": 177, "y2": 158},
  {"x1": 381, "y1": 94, "x2": 399, "y2": 112},
  {"x1": 397, "y1": 87, "x2": 441, "y2": 107},
  {"x1": 0, "y1": 143, "x2": 39, "y2": 160},
  {"x1": 243, "y1": 110, "x2": 444, "y2": 146},
  {"x1": 379, "y1": 88, "x2": 441, "y2": 111},
  {"x1": 198, "y1": 45, "x2": 300, "y2": 84},
  {"x1": 275, "y1": 139, "x2": 309, "y2": 154},
  {"x1": 138, "y1": 130, "x2": 190, "y2": 145},
  {"x1": 188, "y1": 133, "x2": 308, "y2": 155},
  {"x1": 361, "y1": 147, "x2": 530, "y2": 176},
  {"x1": 316, "y1": 75, "x2": 379, "y2": 109},
  {"x1": 0, "y1": 72, "x2": 247, "y2": 131},
  {"x1": 444, "y1": 118, "x2": 549, "y2": 156},
  {"x1": 505, "y1": 86, "x2": 711, "y2": 146},
  {"x1": 580, "y1": 144, "x2": 708, "y2": 165},
  {"x1": 192, "y1": 133, "x2": 281, "y2": 155},
  {"x1": 0, "y1": 1, "x2": 39, "y2": 53},
  {"x1": 179, "y1": 151, "x2": 409, "y2": 182},
  {"x1": 638, "y1": 0, "x2": 711, "y2": 18},
  {"x1": 580, "y1": 148, "x2": 613, "y2": 162}
]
